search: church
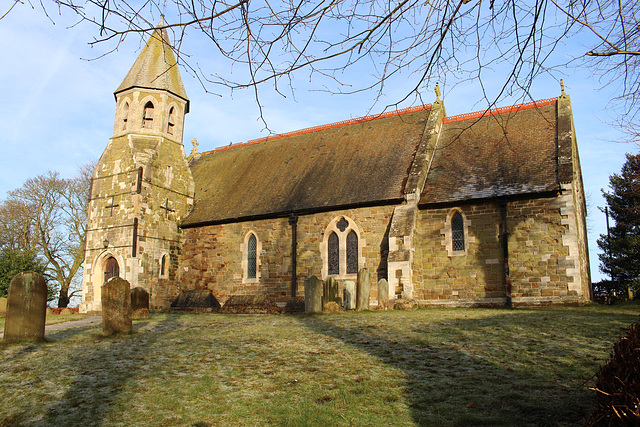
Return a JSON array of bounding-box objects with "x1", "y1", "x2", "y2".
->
[{"x1": 79, "y1": 24, "x2": 591, "y2": 313}]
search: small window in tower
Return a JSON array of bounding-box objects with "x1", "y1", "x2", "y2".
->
[
  {"x1": 122, "y1": 102, "x2": 129, "y2": 130},
  {"x1": 452, "y1": 211, "x2": 465, "y2": 252},
  {"x1": 143, "y1": 101, "x2": 154, "y2": 129},
  {"x1": 167, "y1": 107, "x2": 175, "y2": 135},
  {"x1": 160, "y1": 255, "x2": 167, "y2": 278}
]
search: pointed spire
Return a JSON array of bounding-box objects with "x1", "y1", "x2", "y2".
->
[{"x1": 115, "y1": 18, "x2": 189, "y2": 111}]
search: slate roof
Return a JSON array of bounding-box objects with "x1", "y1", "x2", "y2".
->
[
  {"x1": 182, "y1": 106, "x2": 432, "y2": 227},
  {"x1": 115, "y1": 19, "x2": 189, "y2": 111},
  {"x1": 419, "y1": 99, "x2": 562, "y2": 205}
]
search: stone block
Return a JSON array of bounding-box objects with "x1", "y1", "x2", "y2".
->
[
  {"x1": 344, "y1": 280, "x2": 356, "y2": 310},
  {"x1": 3, "y1": 272, "x2": 47, "y2": 342},
  {"x1": 131, "y1": 287, "x2": 150, "y2": 319},
  {"x1": 304, "y1": 275, "x2": 322, "y2": 314},
  {"x1": 378, "y1": 279, "x2": 389, "y2": 310},
  {"x1": 101, "y1": 277, "x2": 132, "y2": 335},
  {"x1": 356, "y1": 268, "x2": 370, "y2": 311}
]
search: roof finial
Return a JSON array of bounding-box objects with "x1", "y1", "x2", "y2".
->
[
  {"x1": 560, "y1": 79, "x2": 565, "y2": 96},
  {"x1": 434, "y1": 83, "x2": 441, "y2": 101},
  {"x1": 191, "y1": 138, "x2": 199, "y2": 156}
]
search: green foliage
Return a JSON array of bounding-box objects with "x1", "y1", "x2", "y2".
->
[
  {"x1": 597, "y1": 153, "x2": 640, "y2": 296},
  {"x1": 0, "y1": 249, "x2": 51, "y2": 299}
]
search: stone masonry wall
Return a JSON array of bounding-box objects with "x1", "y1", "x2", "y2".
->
[{"x1": 177, "y1": 206, "x2": 394, "y2": 306}]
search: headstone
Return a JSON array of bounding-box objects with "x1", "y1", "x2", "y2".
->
[
  {"x1": 323, "y1": 277, "x2": 339, "y2": 310},
  {"x1": 3, "y1": 272, "x2": 47, "y2": 342},
  {"x1": 0, "y1": 297, "x2": 7, "y2": 316},
  {"x1": 284, "y1": 297, "x2": 305, "y2": 313},
  {"x1": 378, "y1": 279, "x2": 389, "y2": 310},
  {"x1": 304, "y1": 275, "x2": 322, "y2": 314},
  {"x1": 131, "y1": 287, "x2": 150, "y2": 319},
  {"x1": 60, "y1": 308, "x2": 72, "y2": 315},
  {"x1": 356, "y1": 268, "x2": 370, "y2": 311},
  {"x1": 101, "y1": 277, "x2": 132, "y2": 335},
  {"x1": 343, "y1": 280, "x2": 356, "y2": 310}
]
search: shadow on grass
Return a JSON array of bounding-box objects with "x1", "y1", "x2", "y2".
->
[
  {"x1": 36, "y1": 314, "x2": 183, "y2": 426},
  {"x1": 296, "y1": 308, "x2": 635, "y2": 426}
]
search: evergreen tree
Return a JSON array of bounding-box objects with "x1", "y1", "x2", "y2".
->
[
  {"x1": 0, "y1": 248, "x2": 51, "y2": 299},
  {"x1": 597, "y1": 153, "x2": 640, "y2": 295}
]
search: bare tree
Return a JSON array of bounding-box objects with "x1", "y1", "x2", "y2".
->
[
  {"x1": 1, "y1": 0, "x2": 638, "y2": 131},
  {"x1": 2, "y1": 163, "x2": 93, "y2": 307}
]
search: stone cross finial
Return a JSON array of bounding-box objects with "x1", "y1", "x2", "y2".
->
[
  {"x1": 434, "y1": 83, "x2": 441, "y2": 101},
  {"x1": 560, "y1": 79, "x2": 565, "y2": 96},
  {"x1": 190, "y1": 138, "x2": 199, "y2": 156}
]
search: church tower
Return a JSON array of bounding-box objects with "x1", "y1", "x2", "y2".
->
[{"x1": 80, "y1": 21, "x2": 195, "y2": 312}]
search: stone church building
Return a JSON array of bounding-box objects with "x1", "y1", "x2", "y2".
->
[{"x1": 80, "y1": 25, "x2": 591, "y2": 313}]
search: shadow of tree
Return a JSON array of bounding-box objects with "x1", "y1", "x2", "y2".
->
[{"x1": 296, "y1": 308, "x2": 631, "y2": 426}]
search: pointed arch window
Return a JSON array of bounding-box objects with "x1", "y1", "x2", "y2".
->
[
  {"x1": 328, "y1": 232, "x2": 339, "y2": 275},
  {"x1": 247, "y1": 233, "x2": 257, "y2": 279},
  {"x1": 142, "y1": 101, "x2": 154, "y2": 129},
  {"x1": 451, "y1": 212, "x2": 465, "y2": 251},
  {"x1": 346, "y1": 230, "x2": 358, "y2": 274},
  {"x1": 167, "y1": 106, "x2": 176, "y2": 135},
  {"x1": 122, "y1": 102, "x2": 129, "y2": 130},
  {"x1": 160, "y1": 254, "x2": 168, "y2": 278}
]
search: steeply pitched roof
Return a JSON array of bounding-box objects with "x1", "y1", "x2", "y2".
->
[
  {"x1": 182, "y1": 106, "x2": 432, "y2": 227},
  {"x1": 115, "y1": 19, "x2": 189, "y2": 109},
  {"x1": 419, "y1": 98, "x2": 561, "y2": 205}
]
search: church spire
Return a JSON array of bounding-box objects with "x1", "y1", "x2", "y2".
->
[{"x1": 115, "y1": 18, "x2": 189, "y2": 112}]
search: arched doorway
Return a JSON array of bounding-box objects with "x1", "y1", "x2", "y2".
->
[{"x1": 104, "y1": 256, "x2": 120, "y2": 283}]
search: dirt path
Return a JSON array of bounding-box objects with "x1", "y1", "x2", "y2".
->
[{"x1": 0, "y1": 316, "x2": 102, "y2": 339}]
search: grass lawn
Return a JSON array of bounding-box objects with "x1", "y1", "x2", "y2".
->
[
  {"x1": 0, "y1": 304, "x2": 638, "y2": 426},
  {"x1": 0, "y1": 313, "x2": 87, "y2": 331}
]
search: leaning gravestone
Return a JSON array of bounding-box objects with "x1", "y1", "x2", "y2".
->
[
  {"x1": 131, "y1": 287, "x2": 150, "y2": 319},
  {"x1": 344, "y1": 281, "x2": 356, "y2": 310},
  {"x1": 378, "y1": 279, "x2": 389, "y2": 310},
  {"x1": 304, "y1": 275, "x2": 323, "y2": 314},
  {"x1": 323, "y1": 277, "x2": 339, "y2": 309},
  {"x1": 3, "y1": 272, "x2": 47, "y2": 342},
  {"x1": 0, "y1": 297, "x2": 7, "y2": 316},
  {"x1": 356, "y1": 268, "x2": 370, "y2": 311},
  {"x1": 101, "y1": 277, "x2": 132, "y2": 335}
]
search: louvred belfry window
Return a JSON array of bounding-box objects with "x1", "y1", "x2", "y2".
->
[
  {"x1": 346, "y1": 230, "x2": 358, "y2": 274},
  {"x1": 143, "y1": 101, "x2": 154, "y2": 129},
  {"x1": 167, "y1": 107, "x2": 175, "y2": 135},
  {"x1": 248, "y1": 233, "x2": 257, "y2": 279},
  {"x1": 328, "y1": 232, "x2": 339, "y2": 275},
  {"x1": 452, "y1": 212, "x2": 465, "y2": 251}
]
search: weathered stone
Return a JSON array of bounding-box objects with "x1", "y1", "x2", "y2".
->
[
  {"x1": 393, "y1": 300, "x2": 418, "y2": 311},
  {"x1": 323, "y1": 277, "x2": 339, "y2": 310},
  {"x1": 284, "y1": 296, "x2": 305, "y2": 313},
  {"x1": 220, "y1": 295, "x2": 281, "y2": 314},
  {"x1": 101, "y1": 277, "x2": 132, "y2": 335},
  {"x1": 60, "y1": 308, "x2": 72, "y2": 315},
  {"x1": 304, "y1": 275, "x2": 322, "y2": 314},
  {"x1": 344, "y1": 281, "x2": 356, "y2": 310},
  {"x1": 170, "y1": 290, "x2": 220, "y2": 309},
  {"x1": 3, "y1": 272, "x2": 48, "y2": 342},
  {"x1": 356, "y1": 268, "x2": 370, "y2": 311},
  {"x1": 0, "y1": 297, "x2": 7, "y2": 316},
  {"x1": 378, "y1": 279, "x2": 389, "y2": 310},
  {"x1": 131, "y1": 287, "x2": 150, "y2": 319}
]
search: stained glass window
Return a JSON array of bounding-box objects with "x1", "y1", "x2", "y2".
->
[
  {"x1": 452, "y1": 212, "x2": 465, "y2": 251},
  {"x1": 248, "y1": 234, "x2": 257, "y2": 279},
  {"x1": 328, "y1": 232, "x2": 339, "y2": 275},
  {"x1": 346, "y1": 230, "x2": 358, "y2": 274}
]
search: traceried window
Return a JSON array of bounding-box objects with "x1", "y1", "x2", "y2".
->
[
  {"x1": 247, "y1": 233, "x2": 257, "y2": 279},
  {"x1": 451, "y1": 211, "x2": 465, "y2": 252},
  {"x1": 346, "y1": 230, "x2": 358, "y2": 274},
  {"x1": 167, "y1": 106, "x2": 176, "y2": 135},
  {"x1": 142, "y1": 101, "x2": 154, "y2": 129},
  {"x1": 328, "y1": 232, "x2": 339, "y2": 275}
]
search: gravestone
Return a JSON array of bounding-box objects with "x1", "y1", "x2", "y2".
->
[
  {"x1": 323, "y1": 277, "x2": 339, "y2": 310},
  {"x1": 378, "y1": 279, "x2": 389, "y2": 310},
  {"x1": 3, "y1": 272, "x2": 47, "y2": 342},
  {"x1": 343, "y1": 281, "x2": 356, "y2": 310},
  {"x1": 60, "y1": 308, "x2": 72, "y2": 315},
  {"x1": 356, "y1": 268, "x2": 370, "y2": 311},
  {"x1": 284, "y1": 297, "x2": 305, "y2": 313},
  {"x1": 131, "y1": 287, "x2": 150, "y2": 319},
  {"x1": 101, "y1": 277, "x2": 132, "y2": 335},
  {"x1": 304, "y1": 275, "x2": 322, "y2": 314},
  {"x1": 0, "y1": 297, "x2": 7, "y2": 316}
]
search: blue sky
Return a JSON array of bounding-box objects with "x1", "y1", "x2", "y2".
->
[{"x1": 0, "y1": 3, "x2": 634, "y2": 283}]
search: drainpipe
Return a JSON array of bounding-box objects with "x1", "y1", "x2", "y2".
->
[
  {"x1": 289, "y1": 213, "x2": 298, "y2": 297},
  {"x1": 499, "y1": 200, "x2": 512, "y2": 308}
]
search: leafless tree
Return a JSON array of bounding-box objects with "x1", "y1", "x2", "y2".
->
[
  {"x1": 2, "y1": 0, "x2": 638, "y2": 134},
  {"x1": 1, "y1": 163, "x2": 93, "y2": 307}
]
